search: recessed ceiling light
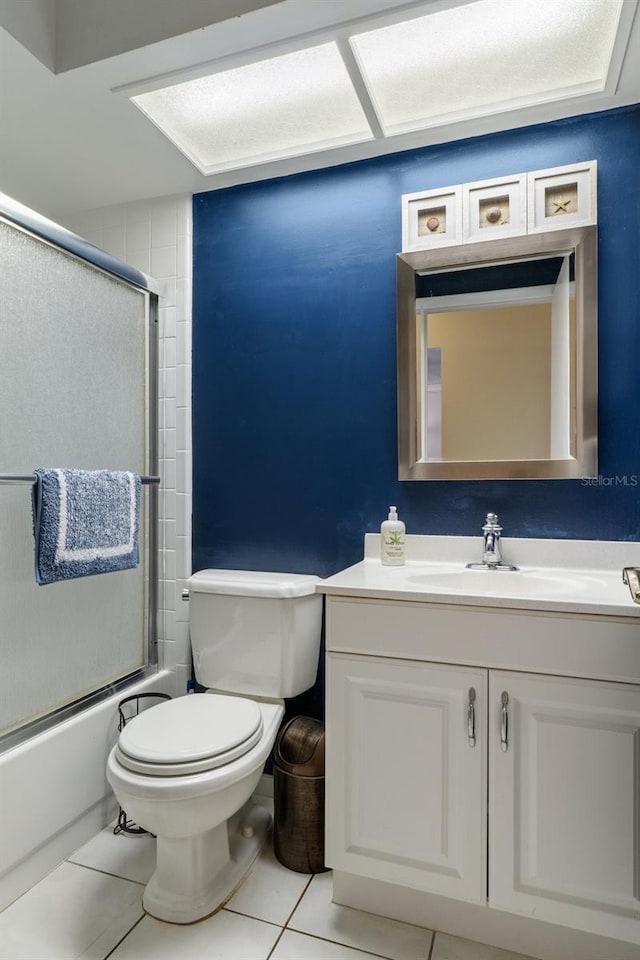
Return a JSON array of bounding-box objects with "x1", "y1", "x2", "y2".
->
[
  {"x1": 350, "y1": 0, "x2": 625, "y2": 135},
  {"x1": 130, "y1": 43, "x2": 373, "y2": 175}
]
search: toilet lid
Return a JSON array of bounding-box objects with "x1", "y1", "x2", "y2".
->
[{"x1": 116, "y1": 694, "x2": 263, "y2": 776}]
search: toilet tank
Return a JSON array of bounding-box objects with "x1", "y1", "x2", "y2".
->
[{"x1": 187, "y1": 570, "x2": 322, "y2": 698}]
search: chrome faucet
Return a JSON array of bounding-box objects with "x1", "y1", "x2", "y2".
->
[
  {"x1": 467, "y1": 513, "x2": 518, "y2": 571},
  {"x1": 482, "y1": 513, "x2": 502, "y2": 564}
]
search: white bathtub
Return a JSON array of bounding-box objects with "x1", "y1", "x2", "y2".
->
[{"x1": 0, "y1": 670, "x2": 172, "y2": 910}]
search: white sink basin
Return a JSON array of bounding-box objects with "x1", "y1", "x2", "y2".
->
[
  {"x1": 406, "y1": 567, "x2": 609, "y2": 598},
  {"x1": 316, "y1": 535, "x2": 639, "y2": 616}
]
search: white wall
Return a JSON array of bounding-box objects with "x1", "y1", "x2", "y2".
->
[
  {"x1": 0, "y1": 0, "x2": 55, "y2": 71},
  {"x1": 54, "y1": 0, "x2": 282, "y2": 71},
  {"x1": 63, "y1": 195, "x2": 193, "y2": 696}
]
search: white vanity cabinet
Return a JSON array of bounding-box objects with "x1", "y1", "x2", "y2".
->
[
  {"x1": 326, "y1": 654, "x2": 487, "y2": 903},
  {"x1": 488, "y1": 671, "x2": 640, "y2": 941},
  {"x1": 323, "y1": 593, "x2": 640, "y2": 957}
]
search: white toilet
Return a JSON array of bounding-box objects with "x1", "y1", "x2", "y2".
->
[{"x1": 106, "y1": 569, "x2": 322, "y2": 924}]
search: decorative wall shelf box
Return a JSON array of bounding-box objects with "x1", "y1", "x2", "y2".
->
[
  {"x1": 401, "y1": 186, "x2": 462, "y2": 252},
  {"x1": 462, "y1": 174, "x2": 527, "y2": 243},
  {"x1": 528, "y1": 161, "x2": 597, "y2": 233},
  {"x1": 401, "y1": 161, "x2": 596, "y2": 251}
]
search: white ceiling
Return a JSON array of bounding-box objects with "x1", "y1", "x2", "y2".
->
[{"x1": 0, "y1": 0, "x2": 638, "y2": 221}]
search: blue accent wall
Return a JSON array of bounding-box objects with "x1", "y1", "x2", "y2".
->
[{"x1": 193, "y1": 106, "x2": 640, "y2": 582}]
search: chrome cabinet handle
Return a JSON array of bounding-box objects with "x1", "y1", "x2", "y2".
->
[
  {"x1": 467, "y1": 687, "x2": 476, "y2": 747},
  {"x1": 500, "y1": 691, "x2": 509, "y2": 752}
]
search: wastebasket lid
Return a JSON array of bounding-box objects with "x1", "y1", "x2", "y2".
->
[{"x1": 275, "y1": 716, "x2": 325, "y2": 776}]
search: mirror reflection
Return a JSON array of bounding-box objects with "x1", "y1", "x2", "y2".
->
[
  {"x1": 416, "y1": 255, "x2": 575, "y2": 463},
  {"x1": 397, "y1": 227, "x2": 597, "y2": 480}
]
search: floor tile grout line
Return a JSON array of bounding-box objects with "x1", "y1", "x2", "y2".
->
[
  {"x1": 281, "y1": 873, "x2": 314, "y2": 929},
  {"x1": 102, "y1": 914, "x2": 145, "y2": 960},
  {"x1": 281, "y1": 874, "x2": 429, "y2": 960},
  {"x1": 427, "y1": 929, "x2": 436, "y2": 960},
  {"x1": 65, "y1": 858, "x2": 147, "y2": 887},
  {"x1": 221, "y1": 906, "x2": 283, "y2": 929},
  {"x1": 265, "y1": 925, "x2": 287, "y2": 960},
  {"x1": 280, "y1": 927, "x2": 406, "y2": 960},
  {"x1": 285, "y1": 875, "x2": 434, "y2": 960},
  {"x1": 261, "y1": 872, "x2": 315, "y2": 959}
]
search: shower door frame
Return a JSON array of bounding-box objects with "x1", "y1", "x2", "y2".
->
[{"x1": 0, "y1": 192, "x2": 160, "y2": 752}]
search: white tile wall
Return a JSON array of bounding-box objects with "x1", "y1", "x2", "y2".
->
[{"x1": 62, "y1": 195, "x2": 193, "y2": 697}]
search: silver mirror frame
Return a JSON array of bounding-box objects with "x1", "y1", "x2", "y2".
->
[{"x1": 397, "y1": 226, "x2": 597, "y2": 480}]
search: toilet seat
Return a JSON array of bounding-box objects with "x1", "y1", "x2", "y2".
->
[{"x1": 115, "y1": 694, "x2": 264, "y2": 776}]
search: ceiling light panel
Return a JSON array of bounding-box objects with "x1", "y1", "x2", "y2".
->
[
  {"x1": 350, "y1": 0, "x2": 624, "y2": 135},
  {"x1": 131, "y1": 43, "x2": 373, "y2": 175}
]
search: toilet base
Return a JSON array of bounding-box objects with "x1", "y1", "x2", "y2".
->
[{"x1": 143, "y1": 801, "x2": 271, "y2": 924}]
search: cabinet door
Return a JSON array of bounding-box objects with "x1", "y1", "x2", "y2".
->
[
  {"x1": 326, "y1": 653, "x2": 487, "y2": 903},
  {"x1": 489, "y1": 671, "x2": 640, "y2": 944}
]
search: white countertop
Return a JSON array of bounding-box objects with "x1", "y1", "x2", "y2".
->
[{"x1": 317, "y1": 535, "x2": 640, "y2": 619}]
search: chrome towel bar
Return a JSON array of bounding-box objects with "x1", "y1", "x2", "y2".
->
[{"x1": 0, "y1": 473, "x2": 160, "y2": 486}]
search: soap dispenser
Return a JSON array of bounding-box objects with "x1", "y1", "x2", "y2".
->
[{"x1": 380, "y1": 506, "x2": 406, "y2": 566}]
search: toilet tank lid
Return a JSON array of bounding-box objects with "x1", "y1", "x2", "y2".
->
[{"x1": 188, "y1": 569, "x2": 320, "y2": 598}]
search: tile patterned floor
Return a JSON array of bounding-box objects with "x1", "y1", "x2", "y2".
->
[{"x1": 0, "y1": 805, "x2": 538, "y2": 960}]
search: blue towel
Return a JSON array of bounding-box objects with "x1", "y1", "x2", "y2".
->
[{"x1": 32, "y1": 468, "x2": 141, "y2": 585}]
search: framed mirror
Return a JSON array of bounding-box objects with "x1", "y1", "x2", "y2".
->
[{"x1": 397, "y1": 226, "x2": 597, "y2": 480}]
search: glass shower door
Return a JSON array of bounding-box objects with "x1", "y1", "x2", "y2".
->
[{"x1": 0, "y1": 214, "x2": 156, "y2": 740}]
